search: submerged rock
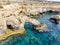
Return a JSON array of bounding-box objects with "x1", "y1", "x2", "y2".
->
[
  {"x1": 49, "y1": 15, "x2": 60, "y2": 24},
  {"x1": 34, "y1": 24, "x2": 49, "y2": 32}
]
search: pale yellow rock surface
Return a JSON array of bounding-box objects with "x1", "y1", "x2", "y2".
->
[{"x1": 0, "y1": 28, "x2": 26, "y2": 40}]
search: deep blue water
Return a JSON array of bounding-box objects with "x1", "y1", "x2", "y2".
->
[{"x1": 0, "y1": 13, "x2": 60, "y2": 45}]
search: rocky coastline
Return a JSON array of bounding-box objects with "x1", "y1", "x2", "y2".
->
[{"x1": 0, "y1": 2, "x2": 50, "y2": 40}]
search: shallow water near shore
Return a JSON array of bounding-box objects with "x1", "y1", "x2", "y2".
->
[{"x1": 0, "y1": 13, "x2": 60, "y2": 45}]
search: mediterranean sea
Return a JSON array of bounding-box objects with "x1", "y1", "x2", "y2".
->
[{"x1": 0, "y1": 13, "x2": 60, "y2": 45}]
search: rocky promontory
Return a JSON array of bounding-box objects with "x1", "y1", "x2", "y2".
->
[{"x1": 0, "y1": 3, "x2": 50, "y2": 40}]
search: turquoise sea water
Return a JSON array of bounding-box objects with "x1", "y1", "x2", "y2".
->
[{"x1": 0, "y1": 13, "x2": 60, "y2": 45}]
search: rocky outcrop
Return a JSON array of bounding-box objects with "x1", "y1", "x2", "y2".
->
[
  {"x1": 49, "y1": 15, "x2": 60, "y2": 24},
  {"x1": 34, "y1": 24, "x2": 49, "y2": 32},
  {"x1": 6, "y1": 16, "x2": 20, "y2": 30},
  {"x1": 0, "y1": 3, "x2": 51, "y2": 36}
]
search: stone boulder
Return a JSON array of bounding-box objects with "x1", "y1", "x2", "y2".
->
[{"x1": 49, "y1": 15, "x2": 60, "y2": 24}]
